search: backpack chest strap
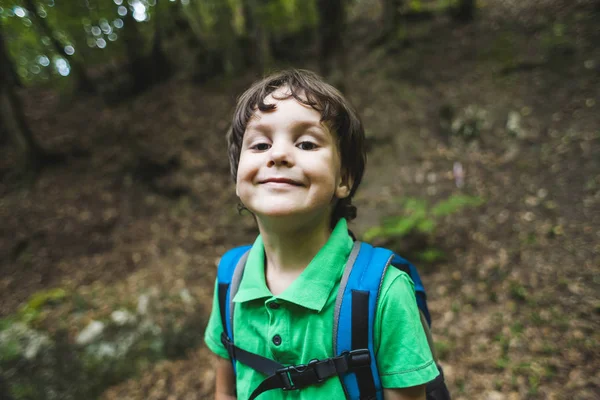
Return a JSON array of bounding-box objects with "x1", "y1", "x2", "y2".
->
[{"x1": 221, "y1": 329, "x2": 372, "y2": 400}]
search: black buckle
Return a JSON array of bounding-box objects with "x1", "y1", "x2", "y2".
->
[
  {"x1": 276, "y1": 359, "x2": 324, "y2": 391},
  {"x1": 344, "y1": 349, "x2": 371, "y2": 368}
]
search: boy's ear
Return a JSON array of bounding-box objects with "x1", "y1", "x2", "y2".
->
[{"x1": 336, "y1": 170, "x2": 353, "y2": 199}]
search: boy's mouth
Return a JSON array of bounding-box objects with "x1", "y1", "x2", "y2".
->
[{"x1": 260, "y1": 178, "x2": 304, "y2": 186}]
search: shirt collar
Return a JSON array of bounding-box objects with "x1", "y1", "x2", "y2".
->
[
  {"x1": 232, "y1": 235, "x2": 272, "y2": 303},
  {"x1": 233, "y1": 219, "x2": 354, "y2": 312}
]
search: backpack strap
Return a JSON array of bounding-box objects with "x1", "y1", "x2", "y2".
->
[
  {"x1": 216, "y1": 245, "x2": 252, "y2": 371},
  {"x1": 215, "y1": 242, "x2": 448, "y2": 400},
  {"x1": 334, "y1": 241, "x2": 393, "y2": 400},
  {"x1": 244, "y1": 349, "x2": 372, "y2": 400},
  {"x1": 216, "y1": 242, "x2": 375, "y2": 400}
]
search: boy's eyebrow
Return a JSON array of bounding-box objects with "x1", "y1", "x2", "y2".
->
[
  {"x1": 294, "y1": 120, "x2": 327, "y2": 132},
  {"x1": 246, "y1": 120, "x2": 327, "y2": 132}
]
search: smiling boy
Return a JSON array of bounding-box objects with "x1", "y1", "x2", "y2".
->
[{"x1": 204, "y1": 69, "x2": 439, "y2": 400}]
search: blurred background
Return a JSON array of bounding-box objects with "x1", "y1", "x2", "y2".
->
[{"x1": 0, "y1": 0, "x2": 599, "y2": 399}]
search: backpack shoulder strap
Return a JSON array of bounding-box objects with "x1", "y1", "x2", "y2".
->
[
  {"x1": 334, "y1": 241, "x2": 394, "y2": 400},
  {"x1": 216, "y1": 245, "x2": 251, "y2": 364}
]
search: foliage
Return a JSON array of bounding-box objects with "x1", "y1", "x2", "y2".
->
[
  {"x1": 363, "y1": 194, "x2": 485, "y2": 242},
  {"x1": 1, "y1": 0, "x2": 125, "y2": 85},
  {"x1": 17, "y1": 288, "x2": 67, "y2": 321},
  {"x1": 362, "y1": 194, "x2": 484, "y2": 262},
  {"x1": 0, "y1": 0, "x2": 322, "y2": 89}
]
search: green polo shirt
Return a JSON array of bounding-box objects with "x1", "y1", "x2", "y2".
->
[{"x1": 204, "y1": 219, "x2": 438, "y2": 399}]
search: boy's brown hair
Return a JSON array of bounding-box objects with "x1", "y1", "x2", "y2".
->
[{"x1": 227, "y1": 69, "x2": 366, "y2": 227}]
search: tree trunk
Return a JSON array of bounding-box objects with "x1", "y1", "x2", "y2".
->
[
  {"x1": 6, "y1": 53, "x2": 23, "y2": 87},
  {"x1": 242, "y1": 0, "x2": 271, "y2": 73},
  {"x1": 123, "y1": 8, "x2": 149, "y2": 94},
  {"x1": 150, "y1": 0, "x2": 172, "y2": 84},
  {"x1": 213, "y1": 0, "x2": 242, "y2": 75},
  {"x1": 23, "y1": 0, "x2": 96, "y2": 93},
  {"x1": 170, "y1": 0, "x2": 202, "y2": 48},
  {"x1": 317, "y1": 0, "x2": 347, "y2": 89},
  {"x1": 453, "y1": 0, "x2": 475, "y2": 23},
  {"x1": 382, "y1": 0, "x2": 404, "y2": 38},
  {"x1": 0, "y1": 25, "x2": 46, "y2": 176}
]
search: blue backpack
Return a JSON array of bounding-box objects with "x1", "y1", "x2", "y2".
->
[{"x1": 216, "y1": 241, "x2": 450, "y2": 400}]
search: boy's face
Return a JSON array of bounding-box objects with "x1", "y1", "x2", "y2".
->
[{"x1": 236, "y1": 88, "x2": 351, "y2": 226}]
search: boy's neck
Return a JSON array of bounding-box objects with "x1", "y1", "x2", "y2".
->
[{"x1": 258, "y1": 213, "x2": 332, "y2": 274}]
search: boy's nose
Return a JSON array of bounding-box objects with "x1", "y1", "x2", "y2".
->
[{"x1": 267, "y1": 144, "x2": 293, "y2": 167}]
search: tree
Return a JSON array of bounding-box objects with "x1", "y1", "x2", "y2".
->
[
  {"x1": 382, "y1": 0, "x2": 403, "y2": 39},
  {"x1": 168, "y1": 0, "x2": 202, "y2": 47},
  {"x1": 6, "y1": 54, "x2": 22, "y2": 87},
  {"x1": 23, "y1": 0, "x2": 96, "y2": 93},
  {"x1": 452, "y1": 0, "x2": 476, "y2": 23},
  {"x1": 0, "y1": 22, "x2": 49, "y2": 177},
  {"x1": 241, "y1": 0, "x2": 271, "y2": 73},
  {"x1": 122, "y1": 5, "x2": 149, "y2": 94},
  {"x1": 212, "y1": 0, "x2": 242, "y2": 75},
  {"x1": 149, "y1": 0, "x2": 172, "y2": 85},
  {"x1": 317, "y1": 0, "x2": 347, "y2": 88}
]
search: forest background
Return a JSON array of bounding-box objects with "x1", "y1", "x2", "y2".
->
[{"x1": 0, "y1": 0, "x2": 598, "y2": 399}]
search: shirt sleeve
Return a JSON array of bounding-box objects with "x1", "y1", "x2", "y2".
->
[
  {"x1": 374, "y1": 268, "x2": 439, "y2": 388},
  {"x1": 203, "y1": 279, "x2": 230, "y2": 359}
]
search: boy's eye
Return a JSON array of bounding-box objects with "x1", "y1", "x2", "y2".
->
[
  {"x1": 297, "y1": 141, "x2": 317, "y2": 151},
  {"x1": 251, "y1": 143, "x2": 271, "y2": 151}
]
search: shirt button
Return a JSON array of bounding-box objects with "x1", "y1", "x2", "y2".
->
[
  {"x1": 268, "y1": 302, "x2": 280, "y2": 310},
  {"x1": 272, "y1": 334, "x2": 282, "y2": 346}
]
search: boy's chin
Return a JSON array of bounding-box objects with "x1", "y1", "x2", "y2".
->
[
  {"x1": 254, "y1": 208, "x2": 332, "y2": 229},
  {"x1": 250, "y1": 201, "x2": 307, "y2": 217},
  {"x1": 255, "y1": 209, "x2": 309, "y2": 221}
]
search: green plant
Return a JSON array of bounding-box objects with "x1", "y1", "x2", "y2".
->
[
  {"x1": 528, "y1": 373, "x2": 540, "y2": 395},
  {"x1": 451, "y1": 301, "x2": 460, "y2": 313},
  {"x1": 17, "y1": 288, "x2": 68, "y2": 323},
  {"x1": 510, "y1": 321, "x2": 524, "y2": 335},
  {"x1": 495, "y1": 356, "x2": 510, "y2": 371},
  {"x1": 363, "y1": 194, "x2": 485, "y2": 242},
  {"x1": 508, "y1": 281, "x2": 528, "y2": 302},
  {"x1": 415, "y1": 248, "x2": 446, "y2": 263}
]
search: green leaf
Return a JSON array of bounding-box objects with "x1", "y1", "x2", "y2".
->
[
  {"x1": 416, "y1": 248, "x2": 445, "y2": 263},
  {"x1": 431, "y1": 194, "x2": 484, "y2": 217},
  {"x1": 387, "y1": 217, "x2": 419, "y2": 237},
  {"x1": 362, "y1": 226, "x2": 385, "y2": 242},
  {"x1": 17, "y1": 288, "x2": 68, "y2": 322},
  {"x1": 416, "y1": 219, "x2": 436, "y2": 234}
]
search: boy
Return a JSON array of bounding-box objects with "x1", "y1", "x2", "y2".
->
[{"x1": 204, "y1": 69, "x2": 439, "y2": 399}]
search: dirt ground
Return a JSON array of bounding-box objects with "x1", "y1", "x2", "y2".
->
[{"x1": 1, "y1": 0, "x2": 599, "y2": 399}]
